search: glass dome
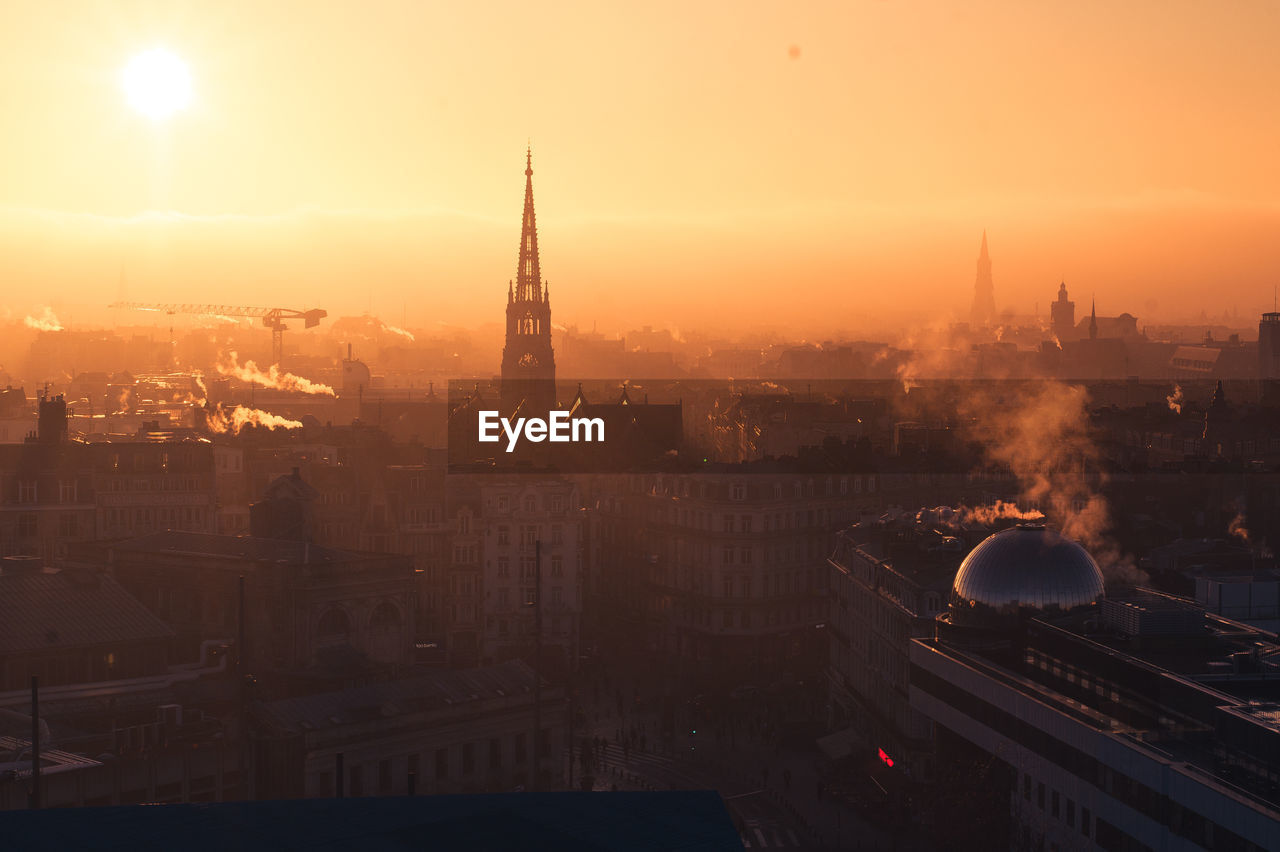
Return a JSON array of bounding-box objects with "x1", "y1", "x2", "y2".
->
[{"x1": 949, "y1": 524, "x2": 1104, "y2": 626}]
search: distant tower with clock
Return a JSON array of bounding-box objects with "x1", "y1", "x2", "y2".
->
[{"x1": 501, "y1": 148, "x2": 558, "y2": 415}]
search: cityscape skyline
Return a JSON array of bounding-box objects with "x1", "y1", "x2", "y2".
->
[{"x1": 1, "y1": 2, "x2": 1278, "y2": 333}]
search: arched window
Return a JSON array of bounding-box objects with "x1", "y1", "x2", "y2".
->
[{"x1": 317, "y1": 607, "x2": 350, "y2": 640}]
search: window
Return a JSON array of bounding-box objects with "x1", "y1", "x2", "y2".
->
[
  {"x1": 379, "y1": 759, "x2": 392, "y2": 793},
  {"x1": 723, "y1": 514, "x2": 736, "y2": 533},
  {"x1": 1066, "y1": 799, "x2": 1075, "y2": 828},
  {"x1": 458, "y1": 514, "x2": 470, "y2": 534},
  {"x1": 523, "y1": 496, "x2": 536, "y2": 512},
  {"x1": 497, "y1": 557, "x2": 510, "y2": 578},
  {"x1": 550, "y1": 556, "x2": 563, "y2": 577},
  {"x1": 497, "y1": 495, "x2": 509, "y2": 511},
  {"x1": 18, "y1": 480, "x2": 36, "y2": 503},
  {"x1": 489, "y1": 738, "x2": 502, "y2": 770},
  {"x1": 731, "y1": 484, "x2": 746, "y2": 501},
  {"x1": 408, "y1": 754, "x2": 420, "y2": 783},
  {"x1": 1080, "y1": 808, "x2": 1090, "y2": 837},
  {"x1": 59, "y1": 480, "x2": 77, "y2": 504},
  {"x1": 462, "y1": 743, "x2": 475, "y2": 775},
  {"x1": 497, "y1": 526, "x2": 510, "y2": 546},
  {"x1": 349, "y1": 766, "x2": 364, "y2": 797},
  {"x1": 515, "y1": 733, "x2": 527, "y2": 763},
  {"x1": 522, "y1": 525, "x2": 538, "y2": 546},
  {"x1": 1037, "y1": 782, "x2": 1045, "y2": 810},
  {"x1": 723, "y1": 610, "x2": 733, "y2": 627},
  {"x1": 435, "y1": 748, "x2": 449, "y2": 779},
  {"x1": 551, "y1": 524, "x2": 563, "y2": 545},
  {"x1": 549, "y1": 495, "x2": 564, "y2": 513},
  {"x1": 1051, "y1": 790, "x2": 1059, "y2": 818}
]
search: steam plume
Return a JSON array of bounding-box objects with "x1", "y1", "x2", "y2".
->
[
  {"x1": 1166, "y1": 384, "x2": 1183, "y2": 414},
  {"x1": 205, "y1": 403, "x2": 303, "y2": 435},
  {"x1": 961, "y1": 380, "x2": 1147, "y2": 586},
  {"x1": 24, "y1": 306, "x2": 63, "y2": 332},
  {"x1": 216, "y1": 352, "x2": 335, "y2": 396}
]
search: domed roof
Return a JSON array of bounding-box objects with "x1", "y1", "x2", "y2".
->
[{"x1": 950, "y1": 524, "x2": 1104, "y2": 625}]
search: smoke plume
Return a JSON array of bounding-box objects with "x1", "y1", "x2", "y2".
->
[
  {"x1": 205, "y1": 403, "x2": 303, "y2": 435},
  {"x1": 216, "y1": 352, "x2": 335, "y2": 396},
  {"x1": 957, "y1": 501, "x2": 1046, "y2": 526},
  {"x1": 24, "y1": 306, "x2": 63, "y2": 332},
  {"x1": 1166, "y1": 384, "x2": 1183, "y2": 414},
  {"x1": 961, "y1": 380, "x2": 1147, "y2": 586}
]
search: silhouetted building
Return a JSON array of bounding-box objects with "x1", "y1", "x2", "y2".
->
[
  {"x1": 970, "y1": 231, "x2": 996, "y2": 328},
  {"x1": 910, "y1": 529, "x2": 1280, "y2": 851},
  {"x1": 1050, "y1": 282, "x2": 1075, "y2": 341},
  {"x1": 249, "y1": 467, "x2": 318, "y2": 541},
  {"x1": 253, "y1": 660, "x2": 565, "y2": 797},
  {"x1": 95, "y1": 531, "x2": 415, "y2": 681},
  {"x1": 0, "y1": 559, "x2": 172, "y2": 690},
  {"x1": 500, "y1": 150, "x2": 557, "y2": 416},
  {"x1": 1260, "y1": 311, "x2": 1280, "y2": 380}
]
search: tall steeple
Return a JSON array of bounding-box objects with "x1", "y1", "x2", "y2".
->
[
  {"x1": 501, "y1": 148, "x2": 557, "y2": 415},
  {"x1": 515, "y1": 147, "x2": 543, "y2": 303},
  {"x1": 1089, "y1": 296, "x2": 1098, "y2": 340},
  {"x1": 970, "y1": 229, "x2": 996, "y2": 328}
]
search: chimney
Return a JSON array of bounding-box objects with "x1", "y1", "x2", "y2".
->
[{"x1": 35, "y1": 393, "x2": 67, "y2": 444}]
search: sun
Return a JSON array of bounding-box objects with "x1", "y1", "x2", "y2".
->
[{"x1": 121, "y1": 48, "x2": 192, "y2": 120}]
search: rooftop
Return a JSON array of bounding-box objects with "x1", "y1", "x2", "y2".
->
[
  {"x1": 0, "y1": 568, "x2": 173, "y2": 653},
  {"x1": 257, "y1": 660, "x2": 540, "y2": 735}
]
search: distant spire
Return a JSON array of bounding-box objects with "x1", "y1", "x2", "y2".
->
[
  {"x1": 970, "y1": 229, "x2": 995, "y2": 327},
  {"x1": 515, "y1": 147, "x2": 542, "y2": 303},
  {"x1": 1089, "y1": 296, "x2": 1098, "y2": 340}
]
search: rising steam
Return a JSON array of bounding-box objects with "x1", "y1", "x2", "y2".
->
[
  {"x1": 1166, "y1": 384, "x2": 1183, "y2": 414},
  {"x1": 962, "y1": 380, "x2": 1147, "y2": 586},
  {"x1": 205, "y1": 404, "x2": 303, "y2": 435},
  {"x1": 216, "y1": 352, "x2": 335, "y2": 396},
  {"x1": 24, "y1": 306, "x2": 63, "y2": 332},
  {"x1": 184, "y1": 371, "x2": 303, "y2": 435}
]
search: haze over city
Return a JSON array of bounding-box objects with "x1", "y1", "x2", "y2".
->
[
  {"x1": 1, "y1": 0, "x2": 1278, "y2": 336},
  {"x1": 6, "y1": 4, "x2": 1280, "y2": 851}
]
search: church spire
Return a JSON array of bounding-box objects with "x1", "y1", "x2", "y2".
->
[
  {"x1": 515, "y1": 147, "x2": 542, "y2": 303},
  {"x1": 979, "y1": 229, "x2": 989, "y2": 261},
  {"x1": 1089, "y1": 296, "x2": 1098, "y2": 340}
]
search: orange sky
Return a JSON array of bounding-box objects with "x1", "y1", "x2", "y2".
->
[{"x1": 1, "y1": 0, "x2": 1277, "y2": 336}]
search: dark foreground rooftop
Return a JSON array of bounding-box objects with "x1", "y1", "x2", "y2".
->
[{"x1": 4, "y1": 791, "x2": 742, "y2": 852}]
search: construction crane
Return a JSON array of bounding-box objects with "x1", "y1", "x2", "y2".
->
[{"x1": 109, "y1": 302, "x2": 327, "y2": 366}]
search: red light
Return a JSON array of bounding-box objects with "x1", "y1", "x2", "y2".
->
[{"x1": 878, "y1": 747, "x2": 894, "y2": 768}]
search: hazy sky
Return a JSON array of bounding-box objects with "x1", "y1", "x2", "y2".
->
[{"x1": 1, "y1": 0, "x2": 1277, "y2": 335}]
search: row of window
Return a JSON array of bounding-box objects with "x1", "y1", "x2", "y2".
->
[
  {"x1": 495, "y1": 555, "x2": 566, "y2": 578},
  {"x1": 323, "y1": 730, "x2": 551, "y2": 796}
]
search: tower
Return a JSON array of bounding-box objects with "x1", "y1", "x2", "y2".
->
[
  {"x1": 1260, "y1": 312, "x2": 1280, "y2": 380},
  {"x1": 501, "y1": 149, "x2": 557, "y2": 415},
  {"x1": 1089, "y1": 297, "x2": 1098, "y2": 341},
  {"x1": 969, "y1": 230, "x2": 996, "y2": 328},
  {"x1": 1051, "y1": 281, "x2": 1075, "y2": 341}
]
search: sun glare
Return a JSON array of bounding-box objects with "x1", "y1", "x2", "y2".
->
[{"x1": 121, "y1": 48, "x2": 192, "y2": 120}]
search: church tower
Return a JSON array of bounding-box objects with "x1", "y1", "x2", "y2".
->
[
  {"x1": 969, "y1": 230, "x2": 996, "y2": 328},
  {"x1": 1051, "y1": 281, "x2": 1075, "y2": 341},
  {"x1": 501, "y1": 148, "x2": 557, "y2": 415}
]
